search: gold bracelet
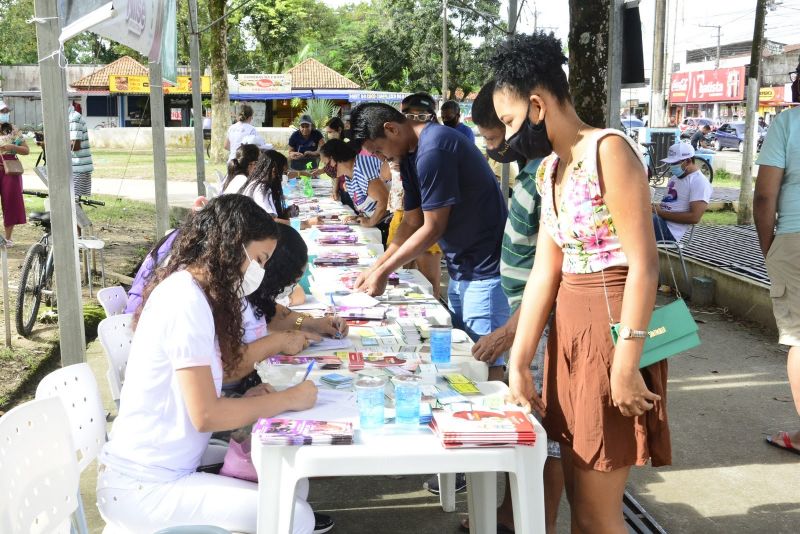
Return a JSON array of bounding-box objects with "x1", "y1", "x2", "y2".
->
[{"x1": 294, "y1": 313, "x2": 311, "y2": 330}]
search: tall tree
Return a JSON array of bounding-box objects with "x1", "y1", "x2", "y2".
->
[
  {"x1": 208, "y1": 0, "x2": 230, "y2": 164},
  {"x1": 568, "y1": 0, "x2": 611, "y2": 127}
]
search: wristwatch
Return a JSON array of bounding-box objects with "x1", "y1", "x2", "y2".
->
[
  {"x1": 294, "y1": 312, "x2": 312, "y2": 331},
  {"x1": 619, "y1": 325, "x2": 648, "y2": 340}
]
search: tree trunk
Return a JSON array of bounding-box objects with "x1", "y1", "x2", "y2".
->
[
  {"x1": 568, "y1": 0, "x2": 611, "y2": 128},
  {"x1": 208, "y1": 0, "x2": 230, "y2": 165}
]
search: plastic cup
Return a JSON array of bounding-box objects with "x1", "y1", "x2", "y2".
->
[
  {"x1": 392, "y1": 376, "x2": 421, "y2": 426},
  {"x1": 354, "y1": 376, "x2": 386, "y2": 430},
  {"x1": 290, "y1": 217, "x2": 302, "y2": 231},
  {"x1": 429, "y1": 325, "x2": 452, "y2": 365}
]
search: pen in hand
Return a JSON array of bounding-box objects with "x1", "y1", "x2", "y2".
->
[{"x1": 302, "y1": 360, "x2": 315, "y2": 382}]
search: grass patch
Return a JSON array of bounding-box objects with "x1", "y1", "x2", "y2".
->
[
  {"x1": 22, "y1": 193, "x2": 157, "y2": 226},
  {"x1": 712, "y1": 168, "x2": 741, "y2": 189},
  {"x1": 17, "y1": 148, "x2": 228, "y2": 182},
  {"x1": 700, "y1": 209, "x2": 738, "y2": 226}
]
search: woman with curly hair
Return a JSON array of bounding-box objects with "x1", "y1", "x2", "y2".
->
[
  {"x1": 492, "y1": 33, "x2": 669, "y2": 533},
  {"x1": 97, "y1": 195, "x2": 318, "y2": 534},
  {"x1": 225, "y1": 149, "x2": 296, "y2": 223}
]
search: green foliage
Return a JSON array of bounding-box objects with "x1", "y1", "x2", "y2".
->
[
  {"x1": 83, "y1": 304, "x2": 106, "y2": 341},
  {"x1": 292, "y1": 99, "x2": 340, "y2": 129}
]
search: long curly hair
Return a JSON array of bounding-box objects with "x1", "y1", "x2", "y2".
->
[
  {"x1": 248, "y1": 224, "x2": 308, "y2": 322},
  {"x1": 238, "y1": 149, "x2": 289, "y2": 219},
  {"x1": 135, "y1": 195, "x2": 279, "y2": 375}
]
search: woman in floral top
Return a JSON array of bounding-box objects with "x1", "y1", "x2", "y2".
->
[{"x1": 490, "y1": 33, "x2": 670, "y2": 533}]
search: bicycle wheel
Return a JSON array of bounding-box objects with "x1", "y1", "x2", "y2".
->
[
  {"x1": 697, "y1": 159, "x2": 714, "y2": 183},
  {"x1": 15, "y1": 243, "x2": 47, "y2": 337}
]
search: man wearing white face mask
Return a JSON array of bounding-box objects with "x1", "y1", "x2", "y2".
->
[{"x1": 652, "y1": 142, "x2": 712, "y2": 242}]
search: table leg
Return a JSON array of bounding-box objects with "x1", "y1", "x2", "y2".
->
[
  {"x1": 466, "y1": 472, "x2": 497, "y2": 534},
  {"x1": 256, "y1": 447, "x2": 300, "y2": 534},
  {"x1": 509, "y1": 447, "x2": 546, "y2": 534},
  {"x1": 438, "y1": 472, "x2": 456, "y2": 512}
]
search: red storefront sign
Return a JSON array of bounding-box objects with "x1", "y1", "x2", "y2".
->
[{"x1": 669, "y1": 67, "x2": 746, "y2": 104}]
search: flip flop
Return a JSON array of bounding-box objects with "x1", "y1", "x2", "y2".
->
[{"x1": 766, "y1": 431, "x2": 800, "y2": 456}]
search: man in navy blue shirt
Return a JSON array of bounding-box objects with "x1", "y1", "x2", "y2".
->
[
  {"x1": 351, "y1": 103, "x2": 509, "y2": 366},
  {"x1": 440, "y1": 100, "x2": 475, "y2": 143}
]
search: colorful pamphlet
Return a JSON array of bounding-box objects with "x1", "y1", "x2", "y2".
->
[
  {"x1": 338, "y1": 307, "x2": 387, "y2": 321},
  {"x1": 319, "y1": 373, "x2": 354, "y2": 389},
  {"x1": 313, "y1": 253, "x2": 359, "y2": 267},
  {"x1": 429, "y1": 409, "x2": 536, "y2": 449},
  {"x1": 318, "y1": 225, "x2": 353, "y2": 233},
  {"x1": 253, "y1": 418, "x2": 354, "y2": 446},
  {"x1": 348, "y1": 351, "x2": 365, "y2": 371},
  {"x1": 317, "y1": 234, "x2": 358, "y2": 245},
  {"x1": 443, "y1": 373, "x2": 481, "y2": 395}
]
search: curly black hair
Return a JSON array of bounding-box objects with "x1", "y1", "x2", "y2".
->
[
  {"x1": 488, "y1": 32, "x2": 570, "y2": 104},
  {"x1": 247, "y1": 224, "x2": 308, "y2": 322},
  {"x1": 135, "y1": 195, "x2": 279, "y2": 376},
  {"x1": 472, "y1": 80, "x2": 504, "y2": 130},
  {"x1": 349, "y1": 102, "x2": 406, "y2": 141},
  {"x1": 237, "y1": 149, "x2": 290, "y2": 219},
  {"x1": 326, "y1": 117, "x2": 345, "y2": 132}
]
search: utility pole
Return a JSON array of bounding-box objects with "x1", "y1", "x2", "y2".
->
[
  {"x1": 189, "y1": 0, "x2": 206, "y2": 196},
  {"x1": 441, "y1": 0, "x2": 448, "y2": 100},
  {"x1": 149, "y1": 60, "x2": 171, "y2": 238},
  {"x1": 501, "y1": 0, "x2": 519, "y2": 205},
  {"x1": 33, "y1": 0, "x2": 86, "y2": 364},
  {"x1": 738, "y1": 0, "x2": 768, "y2": 225},
  {"x1": 699, "y1": 24, "x2": 722, "y2": 119},
  {"x1": 651, "y1": 0, "x2": 667, "y2": 127},
  {"x1": 605, "y1": 0, "x2": 624, "y2": 129}
]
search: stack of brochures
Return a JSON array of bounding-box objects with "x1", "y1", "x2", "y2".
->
[
  {"x1": 253, "y1": 418, "x2": 354, "y2": 446},
  {"x1": 430, "y1": 409, "x2": 537, "y2": 449},
  {"x1": 320, "y1": 373, "x2": 353, "y2": 389}
]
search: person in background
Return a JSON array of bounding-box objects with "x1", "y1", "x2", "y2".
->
[
  {"x1": 324, "y1": 117, "x2": 346, "y2": 141},
  {"x1": 225, "y1": 104, "x2": 258, "y2": 162},
  {"x1": 391, "y1": 92, "x2": 443, "y2": 299},
  {"x1": 288, "y1": 115, "x2": 324, "y2": 171},
  {"x1": 690, "y1": 124, "x2": 712, "y2": 151},
  {"x1": 97, "y1": 195, "x2": 319, "y2": 534},
  {"x1": 343, "y1": 114, "x2": 352, "y2": 140},
  {"x1": 759, "y1": 116, "x2": 768, "y2": 130},
  {"x1": 68, "y1": 101, "x2": 93, "y2": 197},
  {"x1": 492, "y1": 32, "x2": 670, "y2": 532},
  {"x1": 202, "y1": 113, "x2": 212, "y2": 131},
  {"x1": 440, "y1": 100, "x2": 475, "y2": 143},
  {"x1": 460, "y1": 79, "x2": 562, "y2": 534},
  {"x1": 755, "y1": 94, "x2": 800, "y2": 455},
  {"x1": 652, "y1": 143, "x2": 712, "y2": 243},
  {"x1": 222, "y1": 143, "x2": 261, "y2": 191},
  {"x1": 319, "y1": 116, "x2": 356, "y2": 211},
  {"x1": 319, "y1": 139, "x2": 392, "y2": 244},
  {"x1": 225, "y1": 149, "x2": 296, "y2": 223},
  {"x1": 0, "y1": 104, "x2": 29, "y2": 246}
]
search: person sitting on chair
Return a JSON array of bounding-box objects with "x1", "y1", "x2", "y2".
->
[{"x1": 653, "y1": 142, "x2": 712, "y2": 242}]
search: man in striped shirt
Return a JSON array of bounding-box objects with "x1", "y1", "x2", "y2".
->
[{"x1": 68, "y1": 102, "x2": 93, "y2": 197}]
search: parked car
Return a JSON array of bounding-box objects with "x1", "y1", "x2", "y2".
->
[
  {"x1": 679, "y1": 117, "x2": 717, "y2": 132},
  {"x1": 714, "y1": 122, "x2": 766, "y2": 152}
]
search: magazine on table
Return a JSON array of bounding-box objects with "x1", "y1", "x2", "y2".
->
[
  {"x1": 429, "y1": 409, "x2": 537, "y2": 449},
  {"x1": 253, "y1": 418, "x2": 354, "y2": 446},
  {"x1": 317, "y1": 234, "x2": 359, "y2": 245}
]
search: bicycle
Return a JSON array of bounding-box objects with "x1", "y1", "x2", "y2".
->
[
  {"x1": 641, "y1": 142, "x2": 714, "y2": 187},
  {"x1": 94, "y1": 119, "x2": 118, "y2": 129},
  {"x1": 15, "y1": 191, "x2": 105, "y2": 338}
]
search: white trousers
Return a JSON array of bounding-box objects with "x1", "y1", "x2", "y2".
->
[{"x1": 97, "y1": 465, "x2": 314, "y2": 534}]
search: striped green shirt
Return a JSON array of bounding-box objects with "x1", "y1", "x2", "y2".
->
[
  {"x1": 500, "y1": 159, "x2": 542, "y2": 311},
  {"x1": 69, "y1": 109, "x2": 93, "y2": 174}
]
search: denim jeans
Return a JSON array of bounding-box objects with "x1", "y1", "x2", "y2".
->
[
  {"x1": 447, "y1": 276, "x2": 510, "y2": 366},
  {"x1": 653, "y1": 213, "x2": 676, "y2": 242}
]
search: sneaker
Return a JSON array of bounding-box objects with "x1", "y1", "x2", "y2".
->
[
  {"x1": 3, "y1": 240, "x2": 13, "y2": 248},
  {"x1": 423, "y1": 473, "x2": 467, "y2": 496},
  {"x1": 313, "y1": 512, "x2": 335, "y2": 534}
]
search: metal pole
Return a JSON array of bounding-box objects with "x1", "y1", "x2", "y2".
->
[
  {"x1": 2, "y1": 244, "x2": 11, "y2": 347},
  {"x1": 650, "y1": 0, "x2": 667, "y2": 127},
  {"x1": 738, "y1": 0, "x2": 768, "y2": 225},
  {"x1": 606, "y1": 0, "x2": 624, "y2": 129},
  {"x1": 441, "y1": 0, "x2": 448, "y2": 100},
  {"x1": 149, "y1": 61, "x2": 171, "y2": 237},
  {"x1": 501, "y1": 0, "x2": 518, "y2": 205},
  {"x1": 33, "y1": 0, "x2": 86, "y2": 364},
  {"x1": 189, "y1": 0, "x2": 206, "y2": 196}
]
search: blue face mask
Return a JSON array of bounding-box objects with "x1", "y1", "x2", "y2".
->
[
  {"x1": 0, "y1": 113, "x2": 9, "y2": 123},
  {"x1": 670, "y1": 164, "x2": 684, "y2": 177}
]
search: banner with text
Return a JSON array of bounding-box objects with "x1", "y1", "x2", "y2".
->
[
  {"x1": 237, "y1": 74, "x2": 292, "y2": 93},
  {"x1": 109, "y1": 75, "x2": 211, "y2": 94},
  {"x1": 669, "y1": 67, "x2": 746, "y2": 104}
]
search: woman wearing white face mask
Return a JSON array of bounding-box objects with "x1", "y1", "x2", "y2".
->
[{"x1": 97, "y1": 195, "x2": 319, "y2": 534}]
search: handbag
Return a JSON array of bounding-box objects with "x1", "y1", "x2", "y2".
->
[
  {"x1": 593, "y1": 164, "x2": 700, "y2": 368},
  {"x1": 219, "y1": 432, "x2": 258, "y2": 482},
  {"x1": 2, "y1": 156, "x2": 23, "y2": 175}
]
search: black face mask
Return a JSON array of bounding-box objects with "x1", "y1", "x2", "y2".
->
[
  {"x1": 507, "y1": 104, "x2": 553, "y2": 160},
  {"x1": 792, "y1": 71, "x2": 800, "y2": 103},
  {"x1": 443, "y1": 118, "x2": 458, "y2": 128},
  {"x1": 486, "y1": 140, "x2": 523, "y2": 163}
]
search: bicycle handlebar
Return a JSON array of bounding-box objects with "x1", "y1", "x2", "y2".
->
[{"x1": 22, "y1": 190, "x2": 106, "y2": 207}]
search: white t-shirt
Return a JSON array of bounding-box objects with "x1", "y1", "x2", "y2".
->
[
  {"x1": 224, "y1": 174, "x2": 278, "y2": 215},
  {"x1": 242, "y1": 299, "x2": 268, "y2": 343},
  {"x1": 226, "y1": 121, "x2": 258, "y2": 161},
  {"x1": 658, "y1": 169, "x2": 712, "y2": 242},
  {"x1": 100, "y1": 271, "x2": 223, "y2": 483}
]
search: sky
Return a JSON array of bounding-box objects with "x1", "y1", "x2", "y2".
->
[{"x1": 321, "y1": 0, "x2": 800, "y2": 74}]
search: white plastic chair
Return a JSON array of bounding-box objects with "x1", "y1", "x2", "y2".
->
[
  {"x1": 0, "y1": 397, "x2": 80, "y2": 534},
  {"x1": 77, "y1": 236, "x2": 106, "y2": 297},
  {"x1": 656, "y1": 225, "x2": 695, "y2": 291},
  {"x1": 214, "y1": 169, "x2": 225, "y2": 186},
  {"x1": 98, "y1": 314, "x2": 134, "y2": 408},
  {"x1": 97, "y1": 286, "x2": 129, "y2": 317},
  {"x1": 36, "y1": 363, "x2": 107, "y2": 534},
  {"x1": 204, "y1": 181, "x2": 221, "y2": 199}
]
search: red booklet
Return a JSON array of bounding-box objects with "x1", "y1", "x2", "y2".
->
[
  {"x1": 429, "y1": 409, "x2": 537, "y2": 449},
  {"x1": 348, "y1": 351, "x2": 364, "y2": 370}
]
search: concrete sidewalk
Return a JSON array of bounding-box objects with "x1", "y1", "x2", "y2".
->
[{"x1": 80, "y1": 304, "x2": 800, "y2": 533}]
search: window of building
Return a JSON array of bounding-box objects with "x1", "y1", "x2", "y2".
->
[{"x1": 86, "y1": 96, "x2": 118, "y2": 117}]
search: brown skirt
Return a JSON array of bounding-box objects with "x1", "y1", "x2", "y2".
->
[{"x1": 541, "y1": 267, "x2": 672, "y2": 472}]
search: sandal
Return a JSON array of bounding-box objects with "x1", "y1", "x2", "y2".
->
[{"x1": 766, "y1": 431, "x2": 800, "y2": 456}]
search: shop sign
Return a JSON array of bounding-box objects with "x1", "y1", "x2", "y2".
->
[
  {"x1": 110, "y1": 75, "x2": 211, "y2": 94},
  {"x1": 669, "y1": 67, "x2": 745, "y2": 104},
  {"x1": 237, "y1": 74, "x2": 292, "y2": 93},
  {"x1": 170, "y1": 108, "x2": 182, "y2": 121},
  {"x1": 759, "y1": 86, "x2": 784, "y2": 104},
  {"x1": 163, "y1": 76, "x2": 212, "y2": 94}
]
